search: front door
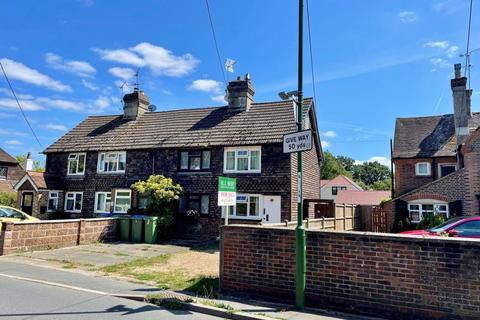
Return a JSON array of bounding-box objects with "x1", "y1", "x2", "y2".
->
[
  {"x1": 262, "y1": 196, "x2": 281, "y2": 224},
  {"x1": 21, "y1": 192, "x2": 34, "y2": 215}
]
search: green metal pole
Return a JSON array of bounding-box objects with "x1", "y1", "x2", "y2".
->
[{"x1": 295, "y1": 0, "x2": 306, "y2": 310}]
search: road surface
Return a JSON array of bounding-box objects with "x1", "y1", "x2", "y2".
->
[{"x1": 0, "y1": 276, "x2": 222, "y2": 320}]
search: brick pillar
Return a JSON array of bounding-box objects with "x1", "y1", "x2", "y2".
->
[
  {"x1": 0, "y1": 223, "x2": 14, "y2": 256},
  {"x1": 464, "y1": 149, "x2": 480, "y2": 215},
  {"x1": 76, "y1": 219, "x2": 85, "y2": 245}
]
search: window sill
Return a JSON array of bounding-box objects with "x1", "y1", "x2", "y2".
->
[
  {"x1": 223, "y1": 171, "x2": 261, "y2": 174},
  {"x1": 65, "y1": 210, "x2": 82, "y2": 213},
  {"x1": 177, "y1": 171, "x2": 212, "y2": 175},
  {"x1": 96, "y1": 172, "x2": 126, "y2": 175},
  {"x1": 222, "y1": 215, "x2": 262, "y2": 221},
  {"x1": 66, "y1": 174, "x2": 85, "y2": 178}
]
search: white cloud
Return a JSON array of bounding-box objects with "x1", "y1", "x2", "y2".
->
[
  {"x1": 45, "y1": 123, "x2": 68, "y2": 131},
  {"x1": 212, "y1": 94, "x2": 226, "y2": 103},
  {"x1": 0, "y1": 58, "x2": 71, "y2": 92},
  {"x1": 189, "y1": 79, "x2": 222, "y2": 93},
  {"x1": 109, "y1": 67, "x2": 136, "y2": 81},
  {"x1": 398, "y1": 11, "x2": 417, "y2": 23},
  {"x1": 94, "y1": 42, "x2": 199, "y2": 77},
  {"x1": 81, "y1": 79, "x2": 99, "y2": 91},
  {"x1": 45, "y1": 53, "x2": 96, "y2": 78},
  {"x1": 0, "y1": 128, "x2": 26, "y2": 136},
  {"x1": 446, "y1": 45, "x2": 459, "y2": 58},
  {"x1": 321, "y1": 140, "x2": 330, "y2": 149},
  {"x1": 94, "y1": 96, "x2": 110, "y2": 109},
  {"x1": 356, "y1": 156, "x2": 390, "y2": 167},
  {"x1": 322, "y1": 130, "x2": 337, "y2": 138},
  {"x1": 433, "y1": 0, "x2": 465, "y2": 14},
  {"x1": 430, "y1": 58, "x2": 450, "y2": 69},
  {"x1": 5, "y1": 139, "x2": 22, "y2": 146},
  {"x1": 0, "y1": 98, "x2": 45, "y2": 111},
  {"x1": 424, "y1": 41, "x2": 450, "y2": 49}
]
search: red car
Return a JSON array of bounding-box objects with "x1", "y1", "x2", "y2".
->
[{"x1": 400, "y1": 216, "x2": 480, "y2": 238}]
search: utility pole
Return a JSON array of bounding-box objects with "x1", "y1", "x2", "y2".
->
[{"x1": 295, "y1": 0, "x2": 306, "y2": 310}]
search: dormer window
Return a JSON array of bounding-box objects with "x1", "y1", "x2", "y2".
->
[
  {"x1": 415, "y1": 162, "x2": 431, "y2": 176},
  {"x1": 98, "y1": 151, "x2": 126, "y2": 173},
  {"x1": 67, "y1": 153, "x2": 86, "y2": 175}
]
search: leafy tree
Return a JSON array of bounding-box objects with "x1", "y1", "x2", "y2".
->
[
  {"x1": 370, "y1": 178, "x2": 392, "y2": 191},
  {"x1": 321, "y1": 151, "x2": 351, "y2": 179},
  {"x1": 0, "y1": 192, "x2": 16, "y2": 206},
  {"x1": 336, "y1": 155, "x2": 355, "y2": 172},
  {"x1": 352, "y1": 161, "x2": 390, "y2": 186},
  {"x1": 131, "y1": 175, "x2": 183, "y2": 238},
  {"x1": 15, "y1": 155, "x2": 44, "y2": 172}
]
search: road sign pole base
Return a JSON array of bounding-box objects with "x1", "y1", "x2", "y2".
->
[{"x1": 295, "y1": 224, "x2": 306, "y2": 310}]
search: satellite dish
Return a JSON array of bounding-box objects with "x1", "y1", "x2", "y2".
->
[{"x1": 148, "y1": 104, "x2": 157, "y2": 112}]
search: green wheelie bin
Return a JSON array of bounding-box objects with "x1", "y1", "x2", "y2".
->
[
  {"x1": 131, "y1": 215, "x2": 144, "y2": 243},
  {"x1": 144, "y1": 216, "x2": 159, "y2": 244},
  {"x1": 119, "y1": 216, "x2": 131, "y2": 241}
]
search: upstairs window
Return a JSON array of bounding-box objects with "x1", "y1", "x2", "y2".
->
[
  {"x1": 65, "y1": 192, "x2": 83, "y2": 212},
  {"x1": 98, "y1": 151, "x2": 126, "y2": 173},
  {"x1": 331, "y1": 186, "x2": 347, "y2": 196},
  {"x1": 47, "y1": 191, "x2": 59, "y2": 212},
  {"x1": 415, "y1": 162, "x2": 431, "y2": 176},
  {"x1": 224, "y1": 147, "x2": 261, "y2": 173},
  {"x1": 67, "y1": 153, "x2": 86, "y2": 175},
  {"x1": 179, "y1": 150, "x2": 211, "y2": 171},
  {"x1": 439, "y1": 164, "x2": 457, "y2": 178},
  {"x1": 0, "y1": 166, "x2": 7, "y2": 179}
]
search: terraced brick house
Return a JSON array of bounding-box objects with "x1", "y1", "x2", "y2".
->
[
  {"x1": 14, "y1": 75, "x2": 322, "y2": 238},
  {"x1": 390, "y1": 64, "x2": 479, "y2": 226},
  {"x1": 0, "y1": 148, "x2": 24, "y2": 194}
]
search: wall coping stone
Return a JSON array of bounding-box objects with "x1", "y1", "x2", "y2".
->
[{"x1": 9, "y1": 217, "x2": 118, "y2": 226}]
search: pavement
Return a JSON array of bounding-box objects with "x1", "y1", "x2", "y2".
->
[{"x1": 0, "y1": 259, "x2": 382, "y2": 320}]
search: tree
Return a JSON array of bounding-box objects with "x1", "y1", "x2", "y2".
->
[
  {"x1": 131, "y1": 175, "x2": 183, "y2": 238},
  {"x1": 15, "y1": 155, "x2": 44, "y2": 172},
  {"x1": 321, "y1": 151, "x2": 351, "y2": 179},
  {"x1": 371, "y1": 178, "x2": 392, "y2": 191},
  {"x1": 336, "y1": 155, "x2": 355, "y2": 172},
  {"x1": 0, "y1": 192, "x2": 16, "y2": 206},
  {"x1": 352, "y1": 161, "x2": 390, "y2": 186}
]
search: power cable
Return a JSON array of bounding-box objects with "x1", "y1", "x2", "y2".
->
[
  {"x1": 0, "y1": 61, "x2": 44, "y2": 150},
  {"x1": 205, "y1": 0, "x2": 228, "y2": 87},
  {"x1": 305, "y1": 0, "x2": 318, "y2": 107},
  {"x1": 465, "y1": 0, "x2": 473, "y2": 88}
]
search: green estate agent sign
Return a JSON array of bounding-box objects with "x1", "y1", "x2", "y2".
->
[{"x1": 218, "y1": 176, "x2": 237, "y2": 208}]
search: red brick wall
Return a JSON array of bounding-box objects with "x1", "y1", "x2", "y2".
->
[
  {"x1": 394, "y1": 157, "x2": 456, "y2": 196},
  {"x1": 221, "y1": 225, "x2": 480, "y2": 320},
  {"x1": 0, "y1": 218, "x2": 117, "y2": 255}
]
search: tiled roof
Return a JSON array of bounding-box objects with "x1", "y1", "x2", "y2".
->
[
  {"x1": 320, "y1": 175, "x2": 363, "y2": 191},
  {"x1": 0, "y1": 148, "x2": 18, "y2": 164},
  {"x1": 393, "y1": 113, "x2": 480, "y2": 158},
  {"x1": 335, "y1": 190, "x2": 391, "y2": 206},
  {"x1": 44, "y1": 99, "x2": 315, "y2": 153},
  {"x1": 14, "y1": 171, "x2": 64, "y2": 191}
]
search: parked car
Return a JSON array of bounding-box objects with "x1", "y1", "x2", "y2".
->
[
  {"x1": 400, "y1": 216, "x2": 480, "y2": 238},
  {"x1": 0, "y1": 206, "x2": 39, "y2": 223}
]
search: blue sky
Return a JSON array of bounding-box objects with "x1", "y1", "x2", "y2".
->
[{"x1": 0, "y1": 0, "x2": 478, "y2": 166}]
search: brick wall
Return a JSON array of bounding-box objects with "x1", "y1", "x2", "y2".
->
[
  {"x1": 221, "y1": 225, "x2": 480, "y2": 320},
  {"x1": 394, "y1": 157, "x2": 456, "y2": 196},
  {"x1": 0, "y1": 218, "x2": 117, "y2": 255}
]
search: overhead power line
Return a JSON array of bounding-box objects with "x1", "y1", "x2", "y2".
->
[
  {"x1": 305, "y1": 0, "x2": 318, "y2": 108},
  {"x1": 465, "y1": 0, "x2": 473, "y2": 88},
  {"x1": 205, "y1": 0, "x2": 228, "y2": 87},
  {"x1": 0, "y1": 61, "x2": 44, "y2": 150}
]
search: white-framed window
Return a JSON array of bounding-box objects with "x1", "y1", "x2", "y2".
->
[
  {"x1": 114, "y1": 189, "x2": 131, "y2": 213},
  {"x1": 47, "y1": 191, "x2": 60, "y2": 212},
  {"x1": 408, "y1": 201, "x2": 449, "y2": 223},
  {"x1": 179, "y1": 150, "x2": 211, "y2": 171},
  {"x1": 64, "y1": 192, "x2": 83, "y2": 212},
  {"x1": 222, "y1": 194, "x2": 262, "y2": 219},
  {"x1": 438, "y1": 163, "x2": 457, "y2": 178},
  {"x1": 415, "y1": 162, "x2": 431, "y2": 176},
  {"x1": 67, "y1": 153, "x2": 86, "y2": 175},
  {"x1": 224, "y1": 146, "x2": 261, "y2": 173},
  {"x1": 94, "y1": 192, "x2": 112, "y2": 214},
  {"x1": 97, "y1": 151, "x2": 126, "y2": 173}
]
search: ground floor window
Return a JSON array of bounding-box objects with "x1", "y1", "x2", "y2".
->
[
  {"x1": 408, "y1": 201, "x2": 448, "y2": 223},
  {"x1": 185, "y1": 194, "x2": 210, "y2": 215},
  {"x1": 223, "y1": 194, "x2": 261, "y2": 219},
  {"x1": 114, "y1": 190, "x2": 131, "y2": 213},
  {"x1": 65, "y1": 192, "x2": 83, "y2": 212},
  {"x1": 95, "y1": 192, "x2": 112, "y2": 214},
  {"x1": 47, "y1": 191, "x2": 59, "y2": 212}
]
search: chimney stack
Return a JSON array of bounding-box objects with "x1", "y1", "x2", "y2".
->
[
  {"x1": 451, "y1": 63, "x2": 472, "y2": 148},
  {"x1": 123, "y1": 90, "x2": 150, "y2": 120},
  {"x1": 25, "y1": 152, "x2": 33, "y2": 171},
  {"x1": 227, "y1": 74, "x2": 255, "y2": 113}
]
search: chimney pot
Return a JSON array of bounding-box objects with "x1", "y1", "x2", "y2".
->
[
  {"x1": 236, "y1": 76, "x2": 241, "y2": 81},
  {"x1": 25, "y1": 152, "x2": 33, "y2": 171},
  {"x1": 454, "y1": 63, "x2": 462, "y2": 79}
]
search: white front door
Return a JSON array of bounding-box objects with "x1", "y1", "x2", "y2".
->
[{"x1": 262, "y1": 196, "x2": 281, "y2": 224}]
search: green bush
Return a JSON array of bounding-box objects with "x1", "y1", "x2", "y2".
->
[
  {"x1": 416, "y1": 212, "x2": 446, "y2": 230},
  {"x1": 0, "y1": 192, "x2": 16, "y2": 207}
]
